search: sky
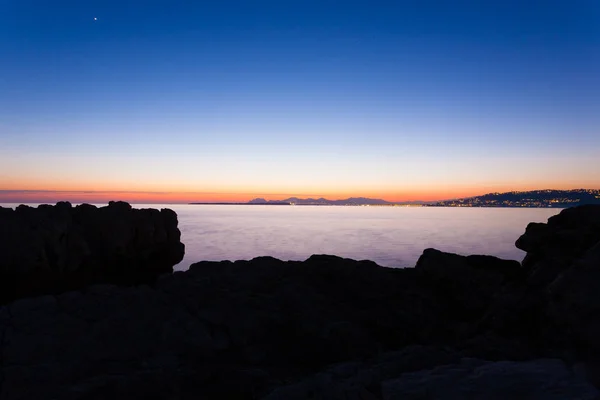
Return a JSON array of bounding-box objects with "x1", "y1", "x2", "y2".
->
[{"x1": 1, "y1": 0, "x2": 599, "y2": 203}]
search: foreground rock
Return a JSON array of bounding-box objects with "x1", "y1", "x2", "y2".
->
[
  {"x1": 1, "y1": 204, "x2": 600, "y2": 399},
  {"x1": 515, "y1": 205, "x2": 600, "y2": 360},
  {"x1": 0, "y1": 201, "x2": 184, "y2": 304},
  {"x1": 0, "y1": 253, "x2": 532, "y2": 400},
  {"x1": 266, "y1": 356, "x2": 599, "y2": 400},
  {"x1": 381, "y1": 358, "x2": 598, "y2": 400},
  {"x1": 0, "y1": 251, "x2": 590, "y2": 400}
]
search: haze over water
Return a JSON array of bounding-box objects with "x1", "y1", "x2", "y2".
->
[
  {"x1": 133, "y1": 204, "x2": 562, "y2": 270},
  {"x1": 0, "y1": 203, "x2": 564, "y2": 269},
  {"x1": 170, "y1": 205, "x2": 561, "y2": 270}
]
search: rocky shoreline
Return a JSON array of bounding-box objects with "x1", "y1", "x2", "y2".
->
[
  {"x1": 1, "y1": 203, "x2": 600, "y2": 399},
  {"x1": 0, "y1": 201, "x2": 184, "y2": 304}
]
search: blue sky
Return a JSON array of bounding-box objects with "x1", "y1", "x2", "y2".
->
[{"x1": 1, "y1": 0, "x2": 599, "y2": 202}]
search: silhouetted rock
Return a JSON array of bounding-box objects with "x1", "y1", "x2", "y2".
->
[
  {"x1": 415, "y1": 249, "x2": 523, "y2": 320},
  {"x1": 466, "y1": 205, "x2": 600, "y2": 361},
  {"x1": 513, "y1": 206, "x2": 600, "y2": 352},
  {"x1": 2, "y1": 204, "x2": 600, "y2": 399},
  {"x1": 514, "y1": 205, "x2": 600, "y2": 360},
  {"x1": 0, "y1": 253, "x2": 514, "y2": 400},
  {"x1": 262, "y1": 346, "x2": 464, "y2": 400},
  {"x1": 263, "y1": 356, "x2": 599, "y2": 400},
  {"x1": 380, "y1": 358, "x2": 599, "y2": 400},
  {"x1": 0, "y1": 201, "x2": 184, "y2": 303},
  {"x1": 516, "y1": 205, "x2": 600, "y2": 283}
]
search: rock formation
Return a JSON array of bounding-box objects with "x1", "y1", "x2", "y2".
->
[
  {"x1": 516, "y1": 204, "x2": 600, "y2": 360},
  {"x1": 265, "y1": 356, "x2": 599, "y2": 400},
  {"x1": 0, "y1": 201, "x2": 184, "y2": 304},
  {"x1": 1, "y1": 203, "x2": 600, "y2": 399}
]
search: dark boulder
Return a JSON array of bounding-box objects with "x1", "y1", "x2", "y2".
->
[
  {"x1": 0, "y1": 201, "x2": 184, "y2": 303},
  {"x1": 516, "y1": 205, "x2": 600, "y2": 285},
  {"x1": 546, "y1": 239, "x2": 600, "y2": 358},
  {"x1": 262, "y1": 351, "x2": 599, "y2": 400},
  {"x1": 514, "y1": 205, "x2": 600, "y2": 358},
  {"x1": 380, "y1": 358, "x2": 599, "y2": 400},
  {"x1": 415, "y1": 249, "x2": 523, "y2": 322}
]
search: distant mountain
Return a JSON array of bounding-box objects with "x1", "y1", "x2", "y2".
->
[
  {"x1": 248, "y1": 198, "x2": 268, "y2": 204},
  {"x1": 428, "y1": 189, "x2": 600, "y2": 208},
  {"x1": 288, "y1": 197, "x2": 392, "y2": 205},
  {"x1": 247, "y1": 197, "x2": 395, "y2": 206},
  {"x1": 335, "y1": 197, "x2": 392, "y2": 206},
  {"x1": 246, "y1": 198, "x2": 290, "y2": 205}
]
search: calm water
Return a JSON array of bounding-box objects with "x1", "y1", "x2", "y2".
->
[
  {"x1": 170, "y1": 205, "x2": 559, "y2": 270},
  {"x1": 1, "y1": 204, "x2": 559, "y2": 270}
]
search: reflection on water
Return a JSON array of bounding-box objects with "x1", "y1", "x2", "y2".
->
[
  {"x1": 0, "y1": 203, "x2": 559, "y2": 270},
  {"x1": 167, "y1": 205, "x2": 558, "y2": 270}
]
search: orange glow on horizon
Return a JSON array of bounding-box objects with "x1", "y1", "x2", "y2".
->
[
  {"x1": 1, "y1": 183, "x2": 599, "y2": 204},
  {"x1": 3, "y1": 171, "x2": 600, "y2": 204}
]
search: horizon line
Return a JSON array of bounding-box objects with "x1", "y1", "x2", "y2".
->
[{"x1": 1, "y1": 187, "x2": 599, "y2": 205}]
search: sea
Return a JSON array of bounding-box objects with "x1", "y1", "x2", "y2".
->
[{"x1": 2, "y1": 203, "x2": 560, "y2": 270}]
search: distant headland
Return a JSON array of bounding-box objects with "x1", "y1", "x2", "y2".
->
[
  {"x1": 190, "y1": 197, "x2": 425, "y2": 206},
  {"x1": 428, "y1": 189, "x2": 600, "y2": 208},
  {"x1": 190, "y1": 189, "x2": 600, "y2": 208}
]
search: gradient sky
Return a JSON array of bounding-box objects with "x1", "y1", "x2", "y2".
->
[{"x1": 1, "y1": 0, "x2": 599, "y2": 203}]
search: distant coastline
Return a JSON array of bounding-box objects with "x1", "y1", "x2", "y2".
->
[
  {"x1": 189, "y1": 189, "x2": 600, "y2": 208},
  {"x1": 427, "y1": 189, "x2": 600, "y2": 208},
  {"x1": 191, "y1": 196, "x2": 424, "y2": 206},
  {"x1": 189, "y1": 203, "x2": 422, "y2": 207},
  {"x1": 189, "y1": 202, "x2": 291, "y2": 206}
]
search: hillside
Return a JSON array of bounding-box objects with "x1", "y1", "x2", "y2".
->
[{"x1": 429, "y1": 189, "x2": 600, "y2": 208}]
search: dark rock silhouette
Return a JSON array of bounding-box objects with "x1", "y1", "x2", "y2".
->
[
  {"x1": 515, "y1": 205, "x2": 600, "y2": 360},
  {"x1": 1, "y1": 204, "x2": 600, "y2": 399},
  {"x1": 0, "y1": 201, "x2": 184, "y2": 304},
  {"x1": 265, "y1": 356, "x2": 598, "y2": 400}
]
